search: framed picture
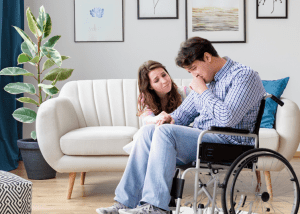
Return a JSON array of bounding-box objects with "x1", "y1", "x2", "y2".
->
[
  {"x1": 257, "y1": 0, "x2": 288, "y2": 19},
  {"x1": 186, "y1": 0, "x2": 246, "y2": 43},
  {"x1": 138, "y1": 0, "x2": 178, "y2": 19},
  {"x1": 74, "y1": 0, "x2": 124, "y2": 42}
]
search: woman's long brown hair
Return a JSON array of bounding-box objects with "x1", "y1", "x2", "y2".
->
[{"x1": 137, "y1": 60, "x2": 182, "y2": 116}]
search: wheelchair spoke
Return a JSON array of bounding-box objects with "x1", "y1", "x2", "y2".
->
[
  {"x1": 221, "y1": 149, "x2": 300, "y2": 214},
  {"x1": 267, "y1": 201, "x2": 286, "y2": 214}
]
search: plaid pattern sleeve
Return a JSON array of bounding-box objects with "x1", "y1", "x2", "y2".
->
[
  {"x1": 171, "y1": 57, "x2": 266, "y2": 145},
  {"x1": 170, "y1": 91, "x2": 199, "y2": 126}
]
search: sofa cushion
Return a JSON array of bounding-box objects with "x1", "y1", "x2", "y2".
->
[
  {"x1": 60, "y1": 126, "x2": 138, "y2": 155},
  {"x1": 258, "y1": 128, "x2": 279, "y2": 151}
]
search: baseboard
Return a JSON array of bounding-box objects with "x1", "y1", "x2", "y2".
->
[{"x1": 294, "y1": 151, "x2": 300, "y2": 158}]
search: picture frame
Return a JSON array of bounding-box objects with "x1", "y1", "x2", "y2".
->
[
  {"x1": 138, "y1": 0, "x2": 178, "y2": 19},
  {"x1": 257, "y1": 0, "x2": 288, "y2": 19},
  {"x1": 74, "y1": 0, "x2": 124, "y2": 42},
  {"x1": 186, "y1": 0, "x2": 246, "y2": 43}
]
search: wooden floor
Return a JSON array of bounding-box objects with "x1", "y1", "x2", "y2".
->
[
  {"x1": 9, "y1": 158, "x2": 300, "y2": 214},
  {"x1": 10, "y1": 162, "x2": 122, "y2": 214}
]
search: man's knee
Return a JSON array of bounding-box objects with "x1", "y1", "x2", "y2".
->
[
  {"x1": 155, "y1": 124, "x2": 175, "y2": 136},
  {"x1": 139, "y1": 124, "x2": 156, "y2": 136},
  {"x1": 153, "y1": 124, "x2": 177, "y2": 147},
  {"x1": 135, "y1": 124, "x2": 156, "y2": 144}
]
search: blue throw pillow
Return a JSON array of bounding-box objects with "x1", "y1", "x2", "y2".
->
[{"x1": 260, "y1": 77, "x2": 289, "y2": 128}]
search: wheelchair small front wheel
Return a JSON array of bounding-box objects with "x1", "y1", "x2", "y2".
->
[{"x1": 221, "y1": 149, "x2": 300, "y2": 214}]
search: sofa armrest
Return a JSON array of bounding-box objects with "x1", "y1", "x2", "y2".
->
[
  {"x1": 275, "y1": 98, "x2": 300, "y2": 162},
  {"x1": 36, "y1": 97, "x2": 80, "y2": 171}
]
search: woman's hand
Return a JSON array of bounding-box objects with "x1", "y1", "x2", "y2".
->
[{"x1": 156, "y1": 111, "x2": 175, "y2": 126}]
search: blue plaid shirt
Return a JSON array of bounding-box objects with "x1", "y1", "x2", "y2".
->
[{"x1": 171, "y1": 57, "x2": 266, "y2": 145}]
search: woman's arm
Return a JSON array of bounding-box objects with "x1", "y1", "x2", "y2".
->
[
  {"x1": 140, "y1": 109, "x2": 175, "y2": 126},
  {"x1": 140, "y1": 108, "x2": 158, "y2": 125}
]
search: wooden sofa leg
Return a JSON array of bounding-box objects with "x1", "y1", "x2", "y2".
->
[
  {"x1": 255, "y1": 171, "x2": 262, "y2": 192},
  {"x1": 67, "y1": 172, "x2": 76, "y2": 199},
  {"x1": 81, "y1": 172, "x2": 86, "y2": 185},
  {"x1": 264, "y1": 171, "x2": 273, "y2": 199}
]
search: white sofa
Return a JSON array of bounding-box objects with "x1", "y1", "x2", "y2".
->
[{"x1": 36, "y1": 79, "x2": 300, "y2": 199}]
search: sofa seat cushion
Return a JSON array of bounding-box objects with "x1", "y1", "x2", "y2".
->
[
  {"x1": 258, "y1": 128, "x2": 279, "y2": 151},
  {"x1": 60, "y1": 126, "x2": 138, "y2": 155}
]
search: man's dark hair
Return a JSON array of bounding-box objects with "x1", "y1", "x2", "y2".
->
[{"x1": 176, "y1": 37, "x2": 219, "y2": 68}]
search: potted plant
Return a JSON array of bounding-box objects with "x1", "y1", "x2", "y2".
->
[{"x1": 0, "y1": 6, "x2": 74, "y2": 179}]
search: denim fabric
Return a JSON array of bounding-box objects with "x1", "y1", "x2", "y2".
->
[{"x1": 114, "y1": 124, "x2": 226, "y2": 211}]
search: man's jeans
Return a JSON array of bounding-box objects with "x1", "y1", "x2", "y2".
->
[{"x1": 114, "y1": 124, "x2": 226, "y2": 211}]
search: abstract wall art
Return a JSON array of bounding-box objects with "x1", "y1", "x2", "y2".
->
[
  {"x1": 138, "y1": 0, "x2": 178, "y2": 19},
  {"x1": 257, "y1": 0, "x2": 288, "y2": 19},
  {"x1": 75, "y1": 0, "x2": 124, "y2": 42},
  {"x1": 186, "y1": 0, "x2": 246, "y2": 43}
]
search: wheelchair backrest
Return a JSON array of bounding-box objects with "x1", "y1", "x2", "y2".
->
[{"x1": 253, "y1": 98, "x2": 266, "y2": 137}]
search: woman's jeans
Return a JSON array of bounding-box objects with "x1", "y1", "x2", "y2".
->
[{"x1": 114, "y1": 124, "x2": 226, "y2": 211}]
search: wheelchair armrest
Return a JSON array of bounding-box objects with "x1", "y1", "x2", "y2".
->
[{"x1": 209, "y1": 126, "x2": 250, "y2": 134}]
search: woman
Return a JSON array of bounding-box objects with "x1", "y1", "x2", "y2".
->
[{"x1": 123, "y1": 60, "x2": 190, "y2": 154}]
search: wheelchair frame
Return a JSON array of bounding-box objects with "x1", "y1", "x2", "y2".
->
[
  {"x1": 170, "y1": 94, "x2": 300, "y2": 214},
  {"x1": 174, "y1": 130, "x2": 258, "y2": 214}
]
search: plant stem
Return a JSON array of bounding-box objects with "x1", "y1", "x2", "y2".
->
[
  {"x1": 43, "y1": 94, "x2": 49, "y2": 102},
  {"x1": 37, "y1": 36, "x2": 42, "y2": 104},
  {"x1": 32, "y1": 75, "x2": 38, "y2": 81}
]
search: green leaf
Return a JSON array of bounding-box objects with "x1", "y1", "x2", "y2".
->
[
  {"x1": 18, "y1": 53, "x2": 32, "y2": 64},
  {"x1": 42, "y1": 56, "x2": 70, "y2": 71},
  {"x1": 42, "y1": 13, "x2": 52, "y2": 40},
  {"x1": 43, "y1": 68, "x2": 74, "y2": 81},
  {"x1": 29, "y1": 55, "x2": 40, "y2": 64},
  {"x1": 31, "y1": 131, "x2": 37, "y2": 140},
  {"x1": 13, "y1": 26, "x2": 36, "y2": 53},
  {"x1": 12, "y1": 107, "x2": 37, "y2": 123},
  {"x1": 43, "y1": 35, "x2": 61, "y2": 48},
  {"x1": 41, "y1": 47, "x2": 62, "y2": 67},
  {"x1": 0, "y1": 67, "x2": 34, "y2": 76},
  {"x1": 4, "y1": 82, "x2": 36, "y2": 94},
  {"x1": 17, "y1": 97, "x2": 39, "y2": 106},
  {"x1": 26, "y1": 7, "x2": 42, "y2": 37},
  {"x1": 42, "y1": 59, "x2": 55, "y2": 72},
  {"x1": 38, "y1": 83, "x2": 59, "y2": 96},
  {"x1": 21, "y1": 42, "x2": 36, "y2": 59},
  {"x1": 61, "y1": 56, "x2": 70, "y2": 60},
  {"x1": 51, "y1": 72, "x2": 61, "y2": 86},
  {"x1": 37, "y1": 6, "x2": 46, "y2": 32}
]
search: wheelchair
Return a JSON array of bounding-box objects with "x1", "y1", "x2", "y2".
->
[{"x1": 169, "y1": 94, "x2": 300, "y2": 214}]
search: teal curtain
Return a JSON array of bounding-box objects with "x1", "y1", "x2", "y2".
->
[{"x1": 0, "y1": 0, "x2": 24, "y2": 171}]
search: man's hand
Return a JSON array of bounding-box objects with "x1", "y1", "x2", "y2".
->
[
  {"x1": 189, "y1": 76, "x2": 208, "y2": 95},
  {"x1": 156, "y1": 111, "x2": 175, "y2": 126}
]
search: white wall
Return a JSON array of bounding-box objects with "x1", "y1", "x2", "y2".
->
[{"x1": 23, "y1": 0, "x2": 300, "y2": 143}]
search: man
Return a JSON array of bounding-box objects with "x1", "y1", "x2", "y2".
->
[{"x1": 96, "y1": 37, "x2": 265, "y2": 214}]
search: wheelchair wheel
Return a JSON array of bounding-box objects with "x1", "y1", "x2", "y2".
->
[{"x1": 221, "y1": 148, "x2": 300, "y2": 214}]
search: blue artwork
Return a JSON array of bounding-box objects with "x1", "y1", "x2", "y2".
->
[
  {"x1": 90, "y1": 7, "x2": 104, "y2": 18},
  {"x1": 75, "y1": 0, "x2": 123, "y2": 41}
]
